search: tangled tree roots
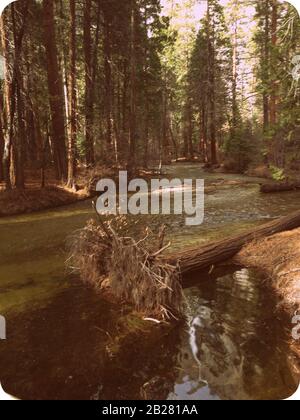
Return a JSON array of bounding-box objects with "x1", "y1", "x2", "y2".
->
[
  {"x1": 68, "y1": 220, "x2": 112, "y2": 289},
  {"x1": 68, "y1": 216, "x2": 183, "y2": 321}
]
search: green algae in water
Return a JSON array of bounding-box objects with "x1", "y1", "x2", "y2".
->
[
  {"x1": 0, "y1": 254, "x2": 69, "y2": 315},
  {"x1": 0, "y1": 200, "x2": 94, "y2": 316}
]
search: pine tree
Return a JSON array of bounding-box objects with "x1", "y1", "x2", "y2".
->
[
  {"x1": 43, "y1": 0, "x2": 67, "y2": 181},
  {"x1": 187, "y1": 0, "x2": 231, "y2": 165}
]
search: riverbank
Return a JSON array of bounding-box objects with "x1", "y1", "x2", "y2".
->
[
  {"x1": 0, "y1": 164, "x2": 116, "y2": 217},
  {"x1": 235, "y1": 228, "x2": 300, "y2": 378},
  {"x1": 235, "y1": 228, "x2": 300, "y2": 314},
  {"x1": 0, "y1": 186, "x2": 92, "y2": 217},
  {"x1": 0, "y1": 165, "x2": 166, "y2": 217},
  {"x1": 205, "y1": 162, "x2": 300, "y2": 184}
]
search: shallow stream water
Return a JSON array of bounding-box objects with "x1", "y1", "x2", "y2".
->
[{"x1": 0, "y1": 164, "x2": 299, "y2": 400}]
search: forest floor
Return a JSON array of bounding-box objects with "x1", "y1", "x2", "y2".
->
[
  {"x1": 0, "y1": 165, "x2": 166, "y2": 217},
  {"x1": 235, "y1": 228, "x2": 300, "y2": 313},
  {"x1": 0, "y1": 186, "x2": 91, "y2": 217},
  {"x1": 0, "y1": 166, "x2": 103, "y2": 217}
]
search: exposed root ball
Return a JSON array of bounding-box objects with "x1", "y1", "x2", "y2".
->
[
  {"x1": 68, "y1": 218, "x2": 183, "y2": 321},
  {"x1": 68, "y1": 220, "x2": 111, "y2": 289}
]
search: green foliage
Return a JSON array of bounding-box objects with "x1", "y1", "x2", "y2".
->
[
  {"x1": 1, "y1": 0, "x2": 300, "y2": 183},
  {"x1": 185, "y1": 0, "x2": 232, "y2": 161},
  {"x1": 224, "y1": 121, "x2": 257, "y2": 172},
  {"x1": 270, "y1": 165, "x2": 286, "y2": 181},
  {"x1": 253, "y1": 1, "x2": 300, "y2": 169}
]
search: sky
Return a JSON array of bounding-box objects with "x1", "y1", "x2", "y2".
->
[
  {"x1": 161, "y1": 0, "x2": 229, "y2": 24},
  {"x1": 160, "y1": 0, "x2": 257, "y2": 29}
]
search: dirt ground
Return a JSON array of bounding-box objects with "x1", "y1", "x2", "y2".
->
[
  {"x1": 0, "y1": 164, "x2": 168, "y2": 217},
  {"x1": 0, "y1": 186, "x2": 91, "y2": 217},
  {"x1": 0, "y1": 165, "x2": 115, "y2": 217},
  {"x1": 235, "y1": 228, "x2": 300, "y2": 312},
  {"x1": 235, "y1": 228, "x2": 300, "y2": 377}
]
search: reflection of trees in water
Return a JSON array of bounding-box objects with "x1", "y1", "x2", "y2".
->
[
  {"x1": 0, "y1": 269, "x2": 296, "y2": 400},
  {"x1": 0, "y1": 286, "x2": 182, "y2": 400},
  {"x1": 172, "y1": 268, "x2": 296, "y2": 400},
  {"x1": 100, "y1": 322, "x2": 182, "y2": 400}
]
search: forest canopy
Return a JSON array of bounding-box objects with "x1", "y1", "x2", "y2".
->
[{"x1": 0, "y1": 0, "x2": 299, "y2": 190}]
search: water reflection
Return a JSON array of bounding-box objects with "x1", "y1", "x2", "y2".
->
[
  {"x1": 170, "y1": 267, "x2": 297, "y2": 400},
  {"x1": 0, "y1": 268, "x2": 297, "y2": 400},
  {"x1": 0, "y1": 284, "x2": 181, "y2": 400}
]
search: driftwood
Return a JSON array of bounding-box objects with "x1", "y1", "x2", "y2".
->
[
  {"x1": 166, "y1": 210, "x2": 300, "y2": 275},
  {"x1": 260, "y1": 182, "x2": 300, "y2": 193}
]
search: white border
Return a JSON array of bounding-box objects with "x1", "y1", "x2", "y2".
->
[
  {"x1": 0, "y1": 0, "x2": 299, "y2": 402},
  {"x1": 0, "y1": 0, "x2": 16, "y2": 15}
]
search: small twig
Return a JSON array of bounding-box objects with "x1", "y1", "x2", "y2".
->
[
  {"x1": 158, "y1": 224, "x2": 166, "y2": 250},
  {"x1": 143, "y1": 318, "x2": 161, "y2": 324},
  {"x1": 151, "y1": 242, "x2": 171, "y2": 258},
  {"x1": 209, "y1": 265, "x2": 215, "y2": 275},
  {"x1": 278, "y1": 268, "x2": 300, "y2": 278},
  {"x1": 135, "y1": 232, "x2": 150, "y2": 246},
  {"x1": 108, "y1": 223, "x2": 119, "y2": 243},
  {"x1": 92, "y1": 201, "x2": 112, "y2": 240}
]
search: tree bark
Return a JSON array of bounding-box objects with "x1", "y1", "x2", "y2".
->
[
  {"x1": 0, "y1": 14, "x2": 11, "y2": 189},
  {"x1": 12, "y1": 3, "x2": 26, "y2": 189},
  {"x1": 232, "y1": 2, "x2": 238, "y2": 137},
  {"x1": 15, "y1": 78, "x2": 25, "y2": 189},
  {"x1": 84, "y1": 0, "x2": 96, "y2": 166},
  {"x1": 263, "y1": 0, "x2": 270, "y2": 134},
  {"x1": 270, "y1": 0, "x2": 278, "y2": 126},
  {"x1": 207, "y1": 1, "x2": 217, "y2": 165},
  {"x1": 169, "y1": 125, "x2": 178, "y2": 161},
  {"x1": 187, "y1": 99, "x2": 194, "y2": 159},
  {"x1": 162, "y1": 84, "x2": 171, "y2": 164},
  {"x1": 1, "y1": 2, "x2": 28, "y2": 190},
  {"x1": 143, "y1": 100, "x2": 150, "y2": 168},
  {"x1": 103, "y1": 18, "x2": 113, "y2": 156},
  {"x1": 166, "y1": 210, "x2": 300, "y2": 275},
  {"x1": 67, "y1": 0, "x2": 77, "y2": 188},
  {"x1": 128, "y1": 1, "x2": 137, "y2": 174},
  {"x1": 201, "y1": 105, "x2": 208, "y2": 163},
  {"x1": 42, "y1": 0, "x2": 67, "y2": 181},
  {"x1": 260, "y1": 182, "x2": 300, "y2": 193},
  {"x1": 0, "y1": 102, "x2": 4, "y2": 181}
]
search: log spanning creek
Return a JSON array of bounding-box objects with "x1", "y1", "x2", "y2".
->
[{"x1": 0, "y1": 164, "x2": 299, "y2": 400}]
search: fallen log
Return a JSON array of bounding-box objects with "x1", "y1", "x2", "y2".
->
[
  {"x1": 166, "y1": 210, "x2": 300, "y2": 275},
  {"x1": 260, "y1": 182, "x2": 300, "y2": 193}
]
